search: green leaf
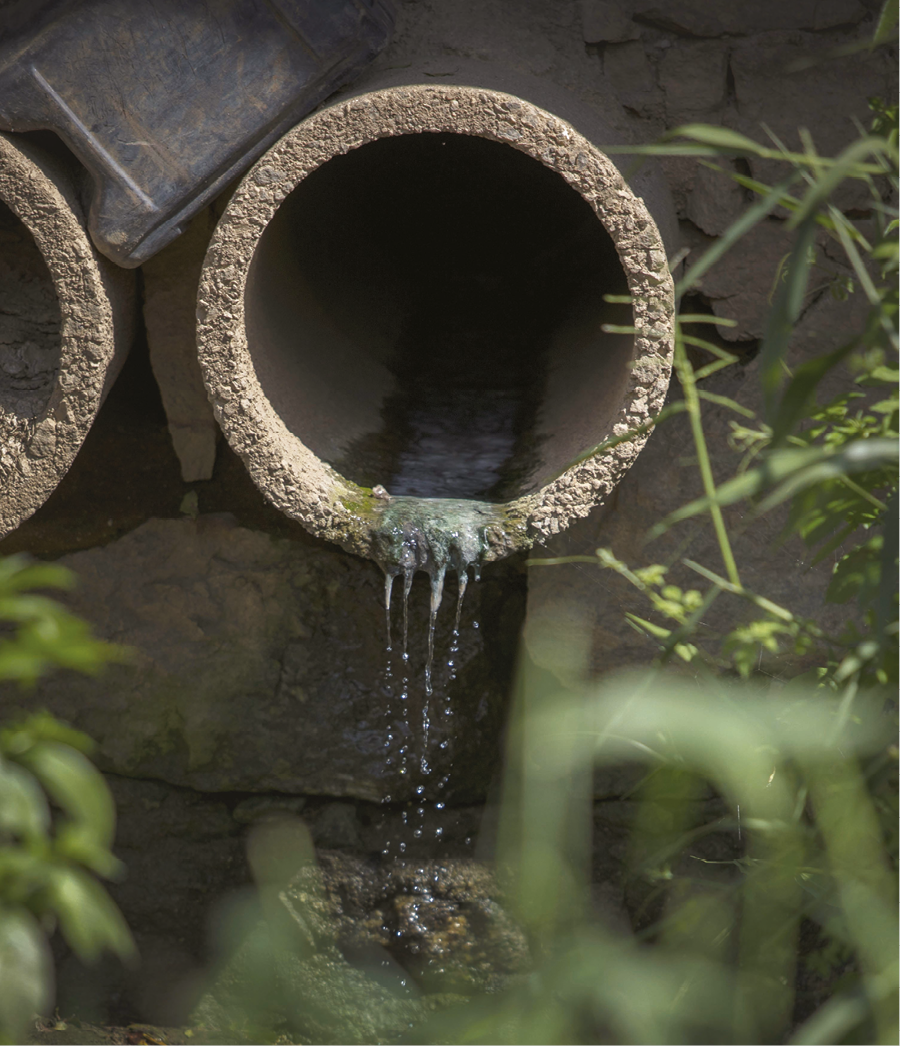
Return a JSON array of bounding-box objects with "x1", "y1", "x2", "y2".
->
[
  {"x1": 0, "y1": 607, "x2": 124, "y2": 686},
  {"x1": 625, "y1": 613, "x2": 672, "y2": 640},
  {"x1": 754, "y1": 439, "x2": 898, "y2": 516},
  {"x1": 790, "y1": 991, "x2": 872, "y2": 1045},
  {"x1": 770, "y1": 339, "x2": 859, "y2": 445},
  {"x1": 48, "y1": 867, "x2": 135, "y2": 964},
  {"x1": 54, "y1": 822, "x2": 122, "y2": 879},
  {"x1": 872, "y1": 0, "x2": 899, "y2": 47},
  {"x1": 868, "y1": 365, "x2": 900, "y2": 383},
  {"x1": 696, "y1": 390, "x2": 757, "y2": 418},
  {"x1": 789, "y1": 138, "x2": 892, "y2": 229},
  {"x1": 664, "y1": 124, "x2": 768, "y2": 154},
  {"x1": 0, "y1": 712, "x2": 96, "y2": 758},
  {"x1": 16, "y1": 743, "x2": 115, "y2": 849},
  {"x1": 677, "y1": 314, "x2": 738, "y2": 326},
  {"x1": 651, "y1": 439, "x2": 898, "y2": 537},
  {"x1": 0, "y1": 557, "x2": 74, "y2": 597},
  {"x1": 759, "y1": 216, "x2": 818, "y2": 419},
  {"x1": 875, "y1": 490, "x2": 899, "y2": 646},
  {"x1": 0, "y1": 758, "x2": 50, "y2": 842},
  {"x1": 0, "y1": 906, "x2": 53, "y2": 1043},
  {"x1": 827, "y1": 539, "x2": 883, "y2": 605}
]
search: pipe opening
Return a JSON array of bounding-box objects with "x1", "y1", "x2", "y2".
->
[
  {"x1": 0, "y1": 198, "x2": 61, "y2": 452},
  {"x1": 246, "y1": 131, "x2": 633, "y2": 502}
]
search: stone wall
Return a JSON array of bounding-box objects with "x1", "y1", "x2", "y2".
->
[{"x1": 0, "y1": 0, "x2": 895, "y2": 1026}]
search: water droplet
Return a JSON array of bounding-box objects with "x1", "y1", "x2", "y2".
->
[
  {"x1": 383, "y1": 572, "x2": 395, "y2": 652},
  {"x1": 424, "y1": 564, "x2": 446, "y2": 698}
]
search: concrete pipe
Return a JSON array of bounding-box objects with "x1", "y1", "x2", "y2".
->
[
  {"x1": 0, "y1": 132, "x2": 134, "y2": 537},
  {"x1": 197, "y1": 66, "x2": 676, "y2": 570}
]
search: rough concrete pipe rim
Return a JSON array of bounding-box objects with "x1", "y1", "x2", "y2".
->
[
  {"x1": 196, "y1": 82, "x2": 675, "y2": 557},
  {"x1": 0, "y1": 132, "x2": 121, "y2": 538}
]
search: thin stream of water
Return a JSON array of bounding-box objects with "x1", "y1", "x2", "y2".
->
[{"x1": 373, "y1": 496, "x2": 498, "y2": 857}]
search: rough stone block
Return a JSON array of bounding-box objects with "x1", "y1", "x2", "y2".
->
[
  {"x1": 633, "y1": 0, "x2": 866, "y2": 36},
  {"x1": 684, "y1": 161, "x2": 747, "y2": 237},
  {"x1": 0, "y1": 518, "x2": 523, "y2": 803},
  {"x1": 727, "y1": 31, "x2": 895, "y2": 213},
  {"x1": 813, "y1": 0, "x2": 869, "y2": 29},
  {"x1": 603, "y1": 40, "x2": 662, "y2": 116},
  {"x1": 581, "y1": 0, "x2": 641, "y2": 43},
  {"x1": 658, "y1": 39, "x2": 729, "y2": 118},
  {"x1": 689, "y1": 219, "x2": 794, "y2": 340}
]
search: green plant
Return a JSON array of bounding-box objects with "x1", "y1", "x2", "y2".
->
[
  {"x1": 553, "y1": 92, "x2": 898, "y2": 692},
  {"x1": 0, "y1": 556, "x2": 134, "y2": 1044}
]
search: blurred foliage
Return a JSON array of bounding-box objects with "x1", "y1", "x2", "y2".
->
[
  {"x1": 0, "y1": 556, "x2": 124, "y2": 687},
  {"x1": 0, "y1": 557, "x2": 133, "y2": 1044},
  {"x1": 423, "y1": 671, "x2": 897, "y2": 1045}
]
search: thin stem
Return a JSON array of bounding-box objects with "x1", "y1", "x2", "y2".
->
[
  {"x1": 841, "y1": 474, "x2": 888, "y2": 511},
  {"x1": 673, "y1": 327, "x2": 742, "y2": 585}
]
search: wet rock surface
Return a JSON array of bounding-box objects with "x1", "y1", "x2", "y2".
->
[{"x1": 300, "y1": 853, "x2": 531, "y2": 994}]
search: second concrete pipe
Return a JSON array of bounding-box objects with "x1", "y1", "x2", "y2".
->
[
  {"x1": 0, "y1": 132, "x2": 134, "y2": 539},
  {"x1": 197, "y1": 66, "x2": 677, "y2": 562}
]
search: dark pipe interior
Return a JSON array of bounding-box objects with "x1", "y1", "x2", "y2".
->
[
  {"x1": 0, "y1": 199, "x2": 61, "y2": 423},
  {"x1": 246, "y1": 132, "x2": 632, "y2": 500}
]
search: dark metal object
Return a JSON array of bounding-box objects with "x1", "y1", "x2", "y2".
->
[{"x1": 0, "y1": 0, "x2": 394, "y2": 266}]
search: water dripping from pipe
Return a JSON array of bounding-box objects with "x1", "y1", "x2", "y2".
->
[
  {"x1": 372, "y1": 496, "x2": 502, "y2": 858},
  {"x1": 384, "y1": 572, "x2": 394, "y2": 653},
  {"x1": 424, "y1": 564, "x2": 446, "y2": 698},
  {"x1": 372, "y1": 495, "x2": 498, "y2": 698}
]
